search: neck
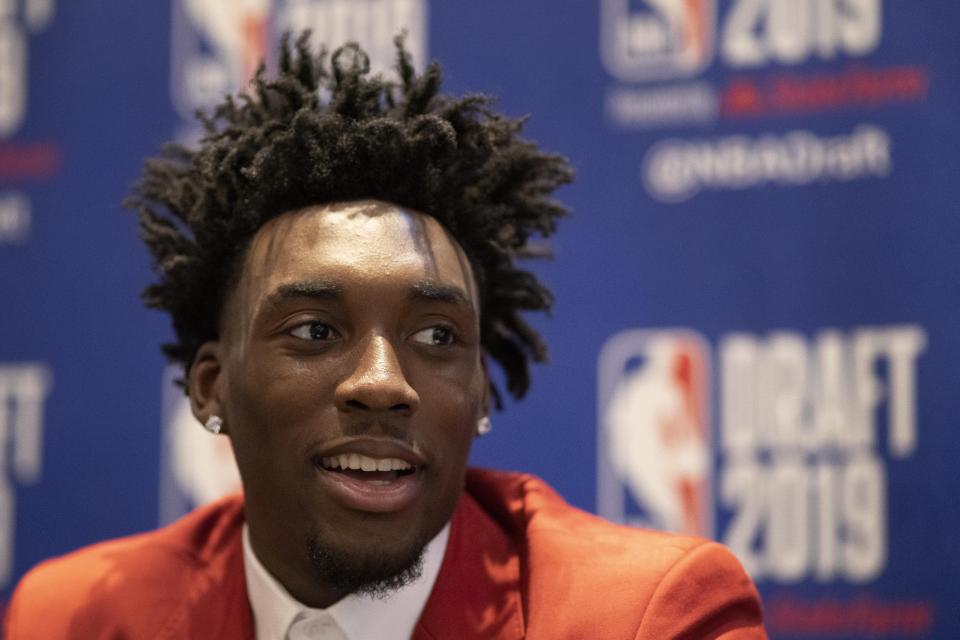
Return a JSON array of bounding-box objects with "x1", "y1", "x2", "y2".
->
[{"x1": 247, "y1": 529, "x2": 349, "y2": 609}]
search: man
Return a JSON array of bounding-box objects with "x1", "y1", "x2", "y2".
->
[{"x1": 4, "y1": 35, "x2": 766, "y2": 639}]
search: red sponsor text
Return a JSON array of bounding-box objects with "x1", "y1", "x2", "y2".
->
[{"x1": 767, "y1": 595, "x2": 935, "y2": 636}]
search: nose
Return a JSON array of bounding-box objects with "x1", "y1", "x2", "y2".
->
[{"x1": 335, "y1": 334, "x2": 420, "y2": 415}]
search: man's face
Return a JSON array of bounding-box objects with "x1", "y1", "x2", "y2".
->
[{"x1": 198, "y1": 200, "x2": 486, "y2": 605}]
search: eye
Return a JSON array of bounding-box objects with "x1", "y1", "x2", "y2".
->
[
  {"x1": 289, "y1": 321, "x2": 339, "y2": 342},
  {"x1": 411, "y1": 326, "x2": 455, "y2": 347}
]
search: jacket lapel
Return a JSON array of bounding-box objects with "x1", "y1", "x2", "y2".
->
[
  {"x1": 413, "y1": 491, "x2": 525, "y2": 640},
  {"x1": 159, "y1": 501, "x2": 256, "y2": 640},
  {"x1": 186, "y1": 540, "x2": 255, "y2": 640}
]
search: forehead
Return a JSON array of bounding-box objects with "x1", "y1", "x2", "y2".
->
[{"x1": 240, "y1": 200, "x2": 477, "y2": 304}]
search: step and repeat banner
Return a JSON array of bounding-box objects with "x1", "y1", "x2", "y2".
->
[{"x1": 1, "y1": 1, "x2": 958, "y2": 637}]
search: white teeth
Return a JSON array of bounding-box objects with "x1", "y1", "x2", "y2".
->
[{"x1": 320, "y1": 454, "x2": 414, "y2": 472}]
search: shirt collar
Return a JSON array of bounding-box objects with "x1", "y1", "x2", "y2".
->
[{"x1": 242, "y1": 523, "x2": 450, "y2": 640}]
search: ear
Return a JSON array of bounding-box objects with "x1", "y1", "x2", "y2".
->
[
  {"x1": 480, "y1": 355, "x2": 492, "y2": 417},
  {"x1": 189, "y1": 341, "x2": 227, "y2": 433}
]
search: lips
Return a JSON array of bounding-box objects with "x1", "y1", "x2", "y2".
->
[{"x1": 311, "y1": 438, "x2": 426, "y2": 514}]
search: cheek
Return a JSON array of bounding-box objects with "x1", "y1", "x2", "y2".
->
[
  {"x1": 224, "y1": 353, "x2": 339, "y2": 454},
  {"x1": 417, "y1": 368, "x2": 484, "y2": 460}
]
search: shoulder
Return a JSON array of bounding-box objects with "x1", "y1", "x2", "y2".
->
[
  {"x1": 4, "y1": 495, "x2": 245, "y2": 640},
  {"x1": 466, "y1": 469, "x2": 766, "y2": 639},
  {"x1": 466, "y1": 467, "x2": 709, "y2": 561}
]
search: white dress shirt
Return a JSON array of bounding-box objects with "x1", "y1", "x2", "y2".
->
[{"x1": 242, "y1": 524, "x2": 450, "y2": 640}]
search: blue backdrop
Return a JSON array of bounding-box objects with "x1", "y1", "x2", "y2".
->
[{"x1": 2, "y1": 1, "x2": 958, "y2": 637}]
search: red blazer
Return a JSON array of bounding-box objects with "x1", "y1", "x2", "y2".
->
[{"x1": 5, "y1": 469, "x2": 766, "y2": 639}]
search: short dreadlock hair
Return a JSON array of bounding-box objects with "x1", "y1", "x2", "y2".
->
[{"x1": 127, "y1": 33, "x2": 573, "y2": 406}]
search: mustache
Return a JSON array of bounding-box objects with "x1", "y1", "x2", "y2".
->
[{"x1": 336, "y1": 418, "x2": 417, "y2": 445}]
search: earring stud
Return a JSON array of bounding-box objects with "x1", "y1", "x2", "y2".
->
[
  {"x1": 476, "y1": 416, "x2": 492, "y2": 437},
  {"x1": 204, "y1": 415, "x2": 223, "y2": 435}
]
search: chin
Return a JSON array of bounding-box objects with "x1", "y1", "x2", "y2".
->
[{"x1": 306, "y1": 528, "x2": 428, "y2": 598}]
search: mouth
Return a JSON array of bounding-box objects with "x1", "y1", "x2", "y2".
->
[
  {"x1": 318, "y1": 453, "x2": 420, "y2": 483},
  {"x1": 311, "y1": 441, "x2": 426, "y2": 514}
]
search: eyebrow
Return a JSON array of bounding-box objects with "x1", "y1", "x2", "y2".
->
[
  {"x1": 263, "y1": 279, "x2": 474, "y2": 313},
  {"x1": 265, "y1": 280, "x2": 344, "y2": 308},
  {"x1": 409, "y1": 281, "x2": 475, "y2": 313}
]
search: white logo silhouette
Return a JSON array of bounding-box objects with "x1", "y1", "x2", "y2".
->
[{"x1": 168, "y1": 398, "x2": 242, "y2": 507}]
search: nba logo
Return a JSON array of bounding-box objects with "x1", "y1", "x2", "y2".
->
[
  {"x1": 170, "y1": 0, "x2": 272, "y2": 123},
  {"x1": 597, "y1": 329, "x2": 712, "y2": 537},
  {"x1": 170, "y1": 0, "x2": 429, "y2": 128},
  {"x1": 600, "y1": 0, "x2": 715, "y2": 82}
]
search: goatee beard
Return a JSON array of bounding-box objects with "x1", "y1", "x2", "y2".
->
[{"x1": 307, "y1": 536, "x2": 426, "y2": 599}]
